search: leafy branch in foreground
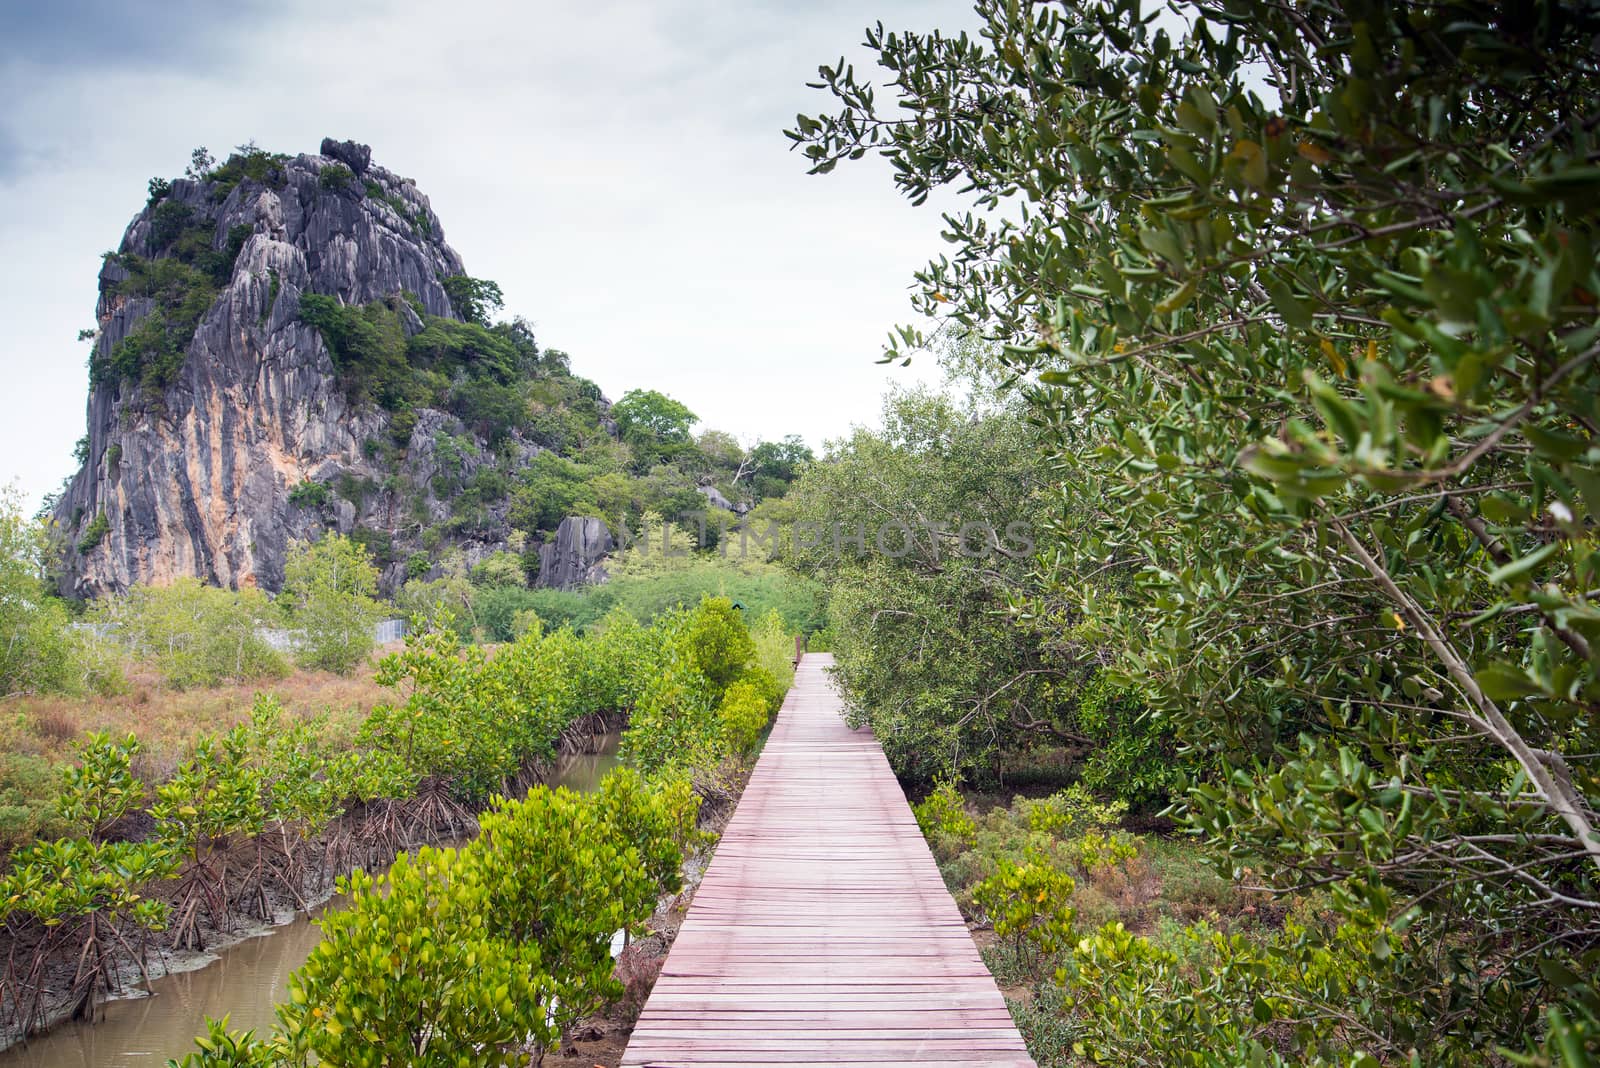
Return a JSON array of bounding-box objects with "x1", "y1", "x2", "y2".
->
[{"x1": 795, "y1": 0, "x2": 1600, "y2": 1061}]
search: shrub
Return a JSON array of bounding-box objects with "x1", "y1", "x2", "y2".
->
[
  {"x1": 471, "y1": 584, "x2": 541, "y2": 643},
  {"x1": 3, "y1": 489, "x2": 92, "y2": 697},
  {"x1": 912, "y1": 780, "x2": 977, "y2": 854},
  {"x1": 278, "y1": 845, "x2": 555, "y2": 1066},
  {"x1": 0, "y1": 752, "x2": 66, "y2": 852},
  {"x1": 675, "y1": 596, "x2": 755, "y2": 693},
  {"x1": 286, "y1": 480, "x2": 327, "y2": 509},
  {"x1": 1024, "y1": 785, "x2": 1127, "y2": 838},
  {"x1": 280, "y1": 535, "x2": 383, "y2": 675},
  {"x1": 393, "y1": 575, "x2": 474, "y2": 639},
  {"x1": 469, "y1": 550, "x2": 525, "y2": 590},
  {"x1": 748, "y1": 608, "x2": 796, "y2": 695},
  {"x1": 89, "y1": 578, "x2": 288, "y2": 689},
  {"x1": 77, "y1": 510, "x2": 110, "y2": 553},
  {"x1": 317, "y1": 163, "x2": 355, "y2": 191},
  {"x1": 715, "y1": 674, "x2": 773, "y2": 754},
  {"x1": 440, "y1": 275, "x2": 504, "y2": 327},
  {"x1": 973, "y1": 856, "x2": 1076, "y2": 969}
]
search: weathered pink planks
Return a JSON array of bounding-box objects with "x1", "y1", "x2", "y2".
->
[{"x1": 621, "y1": 654, "x2": 1036, "y2": 1068}]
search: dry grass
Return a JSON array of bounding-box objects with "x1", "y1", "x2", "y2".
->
[{"x1": 1, "y1": 659, "x2": 392, "y2": 771}]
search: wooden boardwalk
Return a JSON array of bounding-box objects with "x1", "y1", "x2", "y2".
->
[{"x1": 622, "y1": 654, "x2": 1036, "y2": 1067}]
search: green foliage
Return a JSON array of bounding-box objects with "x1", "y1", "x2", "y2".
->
[
  {"x1": 280, "y1": 535, "x2": 384, "y2": 675},
  {"x1": 601, "y1": 524, "x2": 827, "y2": 634},
  {"x1": 798, "y1": 0, "x2": 1600, "y2": 1056},
  {"x1": 296, "y1": 293, "x2": 413, "y2": 408},
  {"x1": 617, "y1": 659, "x2": 715, "y2": 776},
  {"x1": 1024, "y1": 785, "x2": 1127, "y2": 839},
  {"x1": 317, "y1": 163, "x2": 355, "y2": 191},
  {"x1": 747, "y1": 435, "x2": 814, "y2": 499},
  {"x1": 394, "y1": 575, "x2": 476, "y2": 639},
  {"x1": 785, "y1": 383, "x2": 1071, "y2": 786},
  {"x1": 165, "y1": 1017, "x2": 285, "y2": 1068},
  {"x1": 715, "y1": 673, "x2": 775, "y2": 754},
  {"x1": 267, "y1": 769, "x2": 691, "y2": 1067},
  {"x1": 90, "y1": 577, "x2": 289, "y2": 689},
  {"x1": 595, "y1": 767, "x2": 701, "y2": 896},
  {"x1": 504, "y1": 586, "x2": 613, "y2": 637},
  {"x1": 470, "y1": 551, "x2": 526, "y2": 590},
  {"x1": 618, "y1": 597, "x2": 796, "y2": 774},
  {"x1": 441, "y1": 275, "x2": 505, "y2": 327},
  {"x1": 204, "y1": 146, "x2": 289, "y2": 200},
  {"x1": 299, "y1": 293, "x2": 544, "y2": 446},
  {"x1": 0, "y1": 752, "x2": 66, "y2": 853},
  {"x1": 611, "y1": 388, "x2": 698, "y2": 468},
  {"x1": 279, "y1": 845, "x2": 554, "y2": 1066},
  {"x1": 912, "y1": 780, "x2": 977, "y2": 854},
  {"x1": 77, "y1": 510, "x2": 109, "y2": 553},
  {"x1": 286, "y1": 480, "x2": 327, "y2": 509},
  {"x1": 471, "y1": 584, "x2": 542, "y2": 643},
  {"x1": 1048, "y1": 914, "x2": 1466, "y2": 1067},
  {"x1": 2, "y1": 487, "x2": 92, "y2": 696},
  {"x1": 57, "y1": 732, "x2": 145, "y2": 839},
  {"x1": 96, "y1": 198, "x2": 255, "y2": 395},
  {"x1": 0, "y1": 731, "x2": 177, "y2": 1030},
  {"x1": 973, "y1": 856, "x2": 1076, "y2": 966},
  {"x1": 677, "y1": 596, "x2": 755, "y2": 691},
  {"x1": 1070, "y1": 672, "x2": 1191, "y2": 812},
  {"x1": 470, "y1": 785, "x2": 657, "y2": 1028},
  {"x1": 748, "y1": 608, "x2": 796, "y2": 695}
]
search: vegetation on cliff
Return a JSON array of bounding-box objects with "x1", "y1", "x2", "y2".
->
[{"x1": 52, "y1": 140, "x2": 816, "y2": 600}]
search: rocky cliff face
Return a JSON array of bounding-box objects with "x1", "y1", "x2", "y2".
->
[
  {"x1": 535, "y1": 516, "x2": 614, "y2": 590},
  {"x1": 52, "y1": 139, "x2": 610, "y2": 597}
]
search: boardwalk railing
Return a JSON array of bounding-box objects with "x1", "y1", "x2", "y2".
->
[{"x1": 622, "y1": 653, "x2": 1037, "y2": 1067}]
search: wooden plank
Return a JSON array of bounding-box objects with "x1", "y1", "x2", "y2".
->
[{"x1": 620, "y1": 654, "x2": 1035, "y2": 1067}]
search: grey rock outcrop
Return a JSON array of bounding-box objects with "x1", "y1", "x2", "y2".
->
[
  {"x1": 697, "y1": 484, "x2": 749, "y2": 514},
  {"x1": 535, "y1": 517, "x2": 614, "y2": 590},
  {"x1": 50, "y1": 140, "x2": 606, "y2": 599},
  {"x1": 319, "y1": 138, "x2": 372, "y2": 175}
]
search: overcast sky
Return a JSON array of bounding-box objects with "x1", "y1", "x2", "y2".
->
[{"x1": 0, "y1": 0, "x2": 982, "y2": 510}]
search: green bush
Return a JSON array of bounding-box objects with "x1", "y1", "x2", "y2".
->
[
  {"x1": 973, "y1": 856, "x2": 1076, "y2": 968},
  {"x1": 471, "y1": 584, "x2": 541, "y2": 642},
  {"x1": 440, "y1": 275, "x2": 503, "y2": 327},
  {"x1": 317, "y1": 163, "x2": 355, "y2": 191},
  {"x1": 715, "y1": 674, "x2": 774, "y2": 754},
  {"x1": 912, "y1": 780, "x2": 977, "y2": 854},
  {"x1": 89, "y1": 578, "x2": 288, "y2": 689},
  {"x1": 675, "y1": 596, "x2": 754, "y2": 692},
  {"x1": 205, "y1": 146, "x2": 288, "y2": 200},
  {"x1": 286, "y1": 480, "x2": 327, "y2": 508},
  {"x1": 3, "y1": 489, "x2": 103, "y2": 696},
  {"x1": 280, "y1": 535, "x2": 384, "y2": 675},
  {"x1": 76, "y1": 511, "x2": 109, "y2": 554},
  {"x1": 278, "y1": 845, "x2": 554, "y2": 1066}
]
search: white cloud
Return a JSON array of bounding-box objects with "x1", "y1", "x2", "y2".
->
[{"x1": 0, "y1": 0, "x2": 982, "y2": 509}]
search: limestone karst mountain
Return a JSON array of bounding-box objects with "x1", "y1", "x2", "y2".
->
[{"x1": 51, "y1": 139, "x2": 616, "y2": 597}]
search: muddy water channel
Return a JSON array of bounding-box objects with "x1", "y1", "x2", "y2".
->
[{"x1": 0, "y1": 736, "x2": 624, "y2": 1068}]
